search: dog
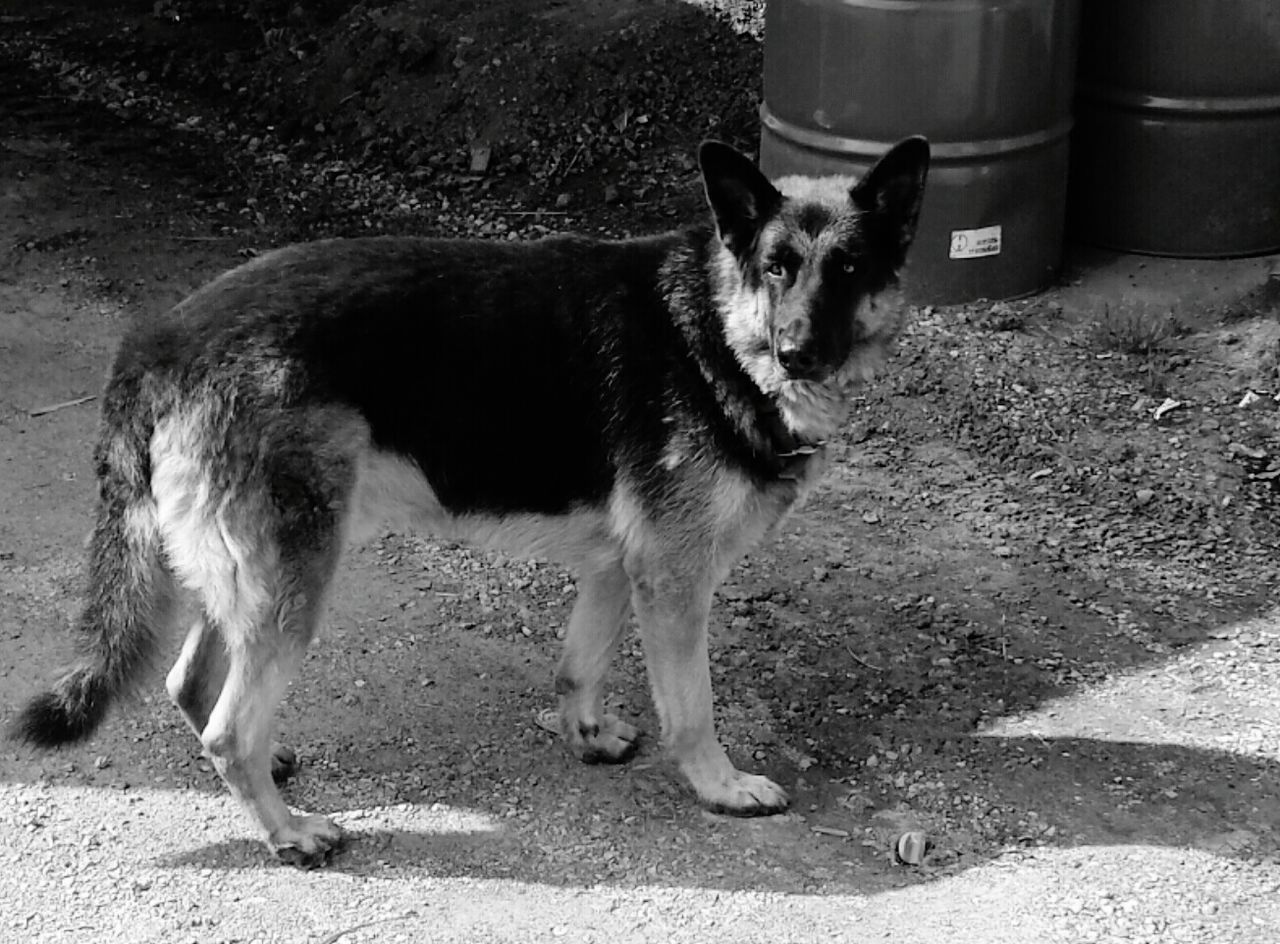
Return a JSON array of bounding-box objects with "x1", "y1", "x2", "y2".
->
[{"x1": 11, "y1": 136, "x2": 929, "y2": 867}]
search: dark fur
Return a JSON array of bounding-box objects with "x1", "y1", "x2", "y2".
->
[{"x1": 11, "y1": 138, "x2": 929, "y2": 866}]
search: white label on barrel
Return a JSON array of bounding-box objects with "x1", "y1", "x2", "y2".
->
[{"x1": 949, "y1": 225, "x2": 1002, "y2": 259}]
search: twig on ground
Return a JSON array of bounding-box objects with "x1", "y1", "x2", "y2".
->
[
  {"x1": 317, "y1": 915, "x2": 410, "y2": 944},
  {"x1": 559, "y1": 141, "x2": 587, "y2": 179},
  {"x1": 847, "y1": 647, "x2": 884, "y2": 672},
  {"x1": 29, "y1": 395, "x2": 95, "y2": 417}
]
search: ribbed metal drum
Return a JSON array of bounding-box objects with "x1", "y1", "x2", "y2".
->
[
  {"x1": 1071, "y1": 0, "x2": 1280, "y2": 257},
  {"x1": 760, "y1": 0, "x2": 1081, "y2": 305}
]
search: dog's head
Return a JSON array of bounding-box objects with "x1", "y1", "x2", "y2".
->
[{"x1": 700, "y1": 138, "x2": 929, "y2": 412}]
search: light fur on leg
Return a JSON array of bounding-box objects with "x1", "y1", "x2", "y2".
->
[
  {"x1": 624, "y1": 547, "x2": 788, "y2": 815},
  {"x1": 554, "y1": 559, "x2": 639, "y2": 764},
  {"x1": 166, "y1": 615, "x2": 299, "y2": 784}
]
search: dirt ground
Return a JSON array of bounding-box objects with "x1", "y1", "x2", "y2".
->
[{"x1": 3, "y1": 2, "x2": 1280, "y2": 942}]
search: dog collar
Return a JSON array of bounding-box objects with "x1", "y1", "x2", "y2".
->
[{"x1": 756, "y1": 399, "x2": 827, "y2": 480}]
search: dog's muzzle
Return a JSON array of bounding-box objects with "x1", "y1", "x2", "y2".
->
[{"x1": 773, "y1": 320, "x2": 828, "y2": 381}]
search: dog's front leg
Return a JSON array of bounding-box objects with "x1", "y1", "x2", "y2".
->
[
  {"x1": 626, "y1": 556, "x2": 789, "y2": 815},
  {"x1": 554, "y1": 558, "x2": 641, "y2": 763}
]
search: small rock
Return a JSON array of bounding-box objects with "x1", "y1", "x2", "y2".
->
[
  {"x1": 469, "y1": 144, "x2": 491, "y2": 174},
  {"x1": 1135, "y1": 488, "x2": 1155, "y2": 505},
  {"x1": 894, "y1": 831, "x2": 930, "y2": 865},
  {"x1": 1229, "y1": 441, "x2": 1267, "y2": 460}
]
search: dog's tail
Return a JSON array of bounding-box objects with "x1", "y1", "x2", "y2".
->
[{"x1": 11, "y1": 382, "x2": 169, "y2": 747}]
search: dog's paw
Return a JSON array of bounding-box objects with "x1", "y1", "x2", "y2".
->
[
  {"x1": 270, "y1": 742, "x2": 299, "y2": 784},
  {"x1": 567, "y1": 715, "x2": 641, "y2": 764},
  {"x1": 696, "y1": 770, "x2": 790, "y2": 817},
  {"x1": 576, "y1": 713, "x2": 642, "y2": 764},
  {"x1": 268, "y1": 813, "x2": 345, "y2": 869}
]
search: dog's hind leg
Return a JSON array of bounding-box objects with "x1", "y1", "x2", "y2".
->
[
  {"x1": 199, "y1": 562, "x2": 343, "y2": 869},
  {"x1": 554, "y1": 559, "x2": 639, "y2": 763},
  {"x1": 626, "y1": 553, "x2": 790, "y2": 816},
  {"x1": 166, "y1": 614, "x2": 299, "y2": 783}
]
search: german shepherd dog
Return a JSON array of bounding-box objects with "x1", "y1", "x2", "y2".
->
[{"x1": 12, "y1": 137, "x2": 929, "y2": 867}]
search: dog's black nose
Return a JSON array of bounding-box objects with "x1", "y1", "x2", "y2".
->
[{"x1": 777, "y1": 342, "x2": 819, "y2": 378}]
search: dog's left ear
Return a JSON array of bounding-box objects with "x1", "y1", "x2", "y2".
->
[
  {"x1": 850, "y1": 136, "x2": 931, "y2": 269},
  {"x1": 699, "y1": 141, "x2": 783, "y2": 259}
]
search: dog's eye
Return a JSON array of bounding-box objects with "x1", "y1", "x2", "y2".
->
[
  {"x1": 829, "y1": 250, "x2": 858, "y2": 277},
  {"x1": 765, "y1": 261, "x2": 786, "y2": 279}
]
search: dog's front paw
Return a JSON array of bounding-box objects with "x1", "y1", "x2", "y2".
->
[
  {"x1": 691, "y1": 768, "x2": 791, "y2": 816},
  {"x1": 545, "y1": 707, "x2": 642, "y2": 764},
  {"x1": 575, "y1": 713, "x2": 642, "y2": 764},
  {"x1": 268, "y1": 813, "x2": 345, "y2": 869},
  {"x1": 269, "y1": 742, "x2": 299, "y2": 784}
]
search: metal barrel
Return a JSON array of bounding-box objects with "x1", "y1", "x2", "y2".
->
[
  {"x1": 1070, "y1": 0, "x2": 1280, "y2": 257},
  {"x1": 760, "y1": 0, "x2": 1081, "y2": 305}
]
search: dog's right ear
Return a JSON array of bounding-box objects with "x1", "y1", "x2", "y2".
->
[{"x1": 699, "y1": 141, "x2": 783, "y2": 259}]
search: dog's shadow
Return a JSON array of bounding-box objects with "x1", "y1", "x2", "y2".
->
[
  {"x1": 153, "y1": 826, "x2": 506, "y2": 874},
  {"x1": 150, "y1": 734, "x2": 1280, "y2": 885}
]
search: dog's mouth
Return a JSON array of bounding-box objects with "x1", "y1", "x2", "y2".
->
[
  {"x1": 769, "y1": 312, "x2": 898, "y2": 385},
  {"x1": 739, "y1": 333, "x2": 893, "y2": 399},
  {"x1": 763, "y1": 337, "x2": 838, "y2": 384},
  {"x1": 779, "y1": 355, "x2": 834, "y2": 384},
  {"x1": 772, "y1": 337, "x2": 891, "y2": 387}
]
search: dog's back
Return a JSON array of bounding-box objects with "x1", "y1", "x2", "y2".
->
[{"x1": 127, "y1": 233, "x2": 735, "y2": 513}]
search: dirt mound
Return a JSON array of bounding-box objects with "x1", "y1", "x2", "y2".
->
[{"x1": 43, "y1": 0, "x2": 763, "y2": 227}]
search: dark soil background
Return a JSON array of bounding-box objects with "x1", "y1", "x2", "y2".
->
[{"x1": 14, "y1": 0, "x2": 765, "y2": 239}]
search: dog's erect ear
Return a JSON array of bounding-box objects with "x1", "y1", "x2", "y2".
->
[
  {"x1": 850, "y1": 136, "x2": 931, "y2": 269},
  {"x1": 699, "y1": 141, "x2": 783, "y2": 258}
]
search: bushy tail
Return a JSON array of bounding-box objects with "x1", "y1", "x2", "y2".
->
[{"x1": 11, "y1": 401, "x2": 168, "y2": 747}]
